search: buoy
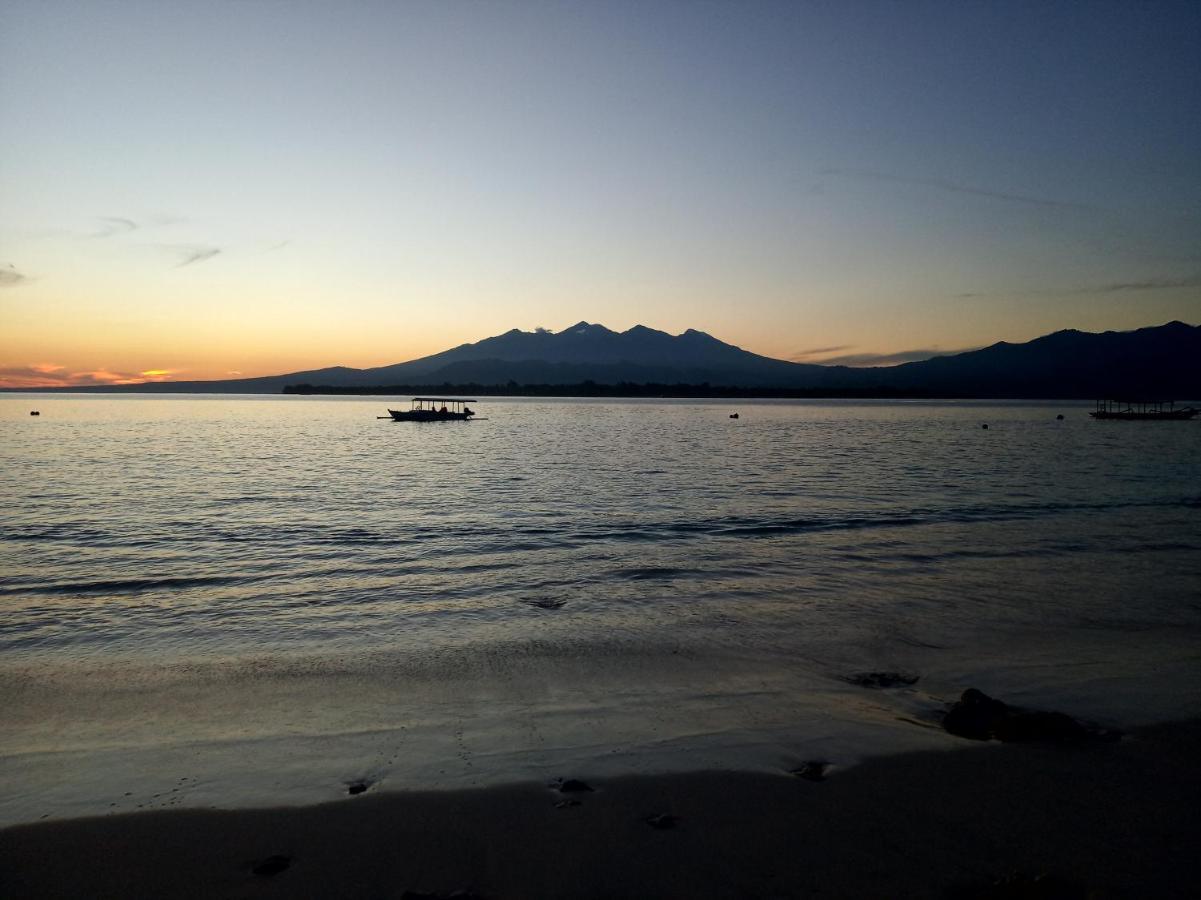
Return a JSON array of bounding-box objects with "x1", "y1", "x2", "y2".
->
[
  {"x1": 1056, "y1": 414, "x2": 1064, "y2": 420},
  {"x1": 30, "y1": 411, "x2": 40, "y2": 416},
  {"x1": 982, "y1": 423, "x2": 988, "y2": 429},
  {"x1": 729, "y1": 413, "x2": 739, "y2": 419}
]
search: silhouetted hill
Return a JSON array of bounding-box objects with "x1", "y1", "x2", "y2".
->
[
  {"x1": 24, "y1": 320, "x2": 1200, "y2": 398},
  {"x1": 885, "y1": 320, "x2": 1201, "y2": 397},
  {"x1": 352, "y1": 322, "x2": 833, "y2": 387}
]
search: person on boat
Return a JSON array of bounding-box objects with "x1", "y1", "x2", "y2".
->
[{"x1": 440, "y1": 405, "x2": 448, "y2": 414}]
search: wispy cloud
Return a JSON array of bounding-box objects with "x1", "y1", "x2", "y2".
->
[
  {"x1": 0, "y1": 368, "x2": 67, "y2": 389},
  {"x1": 820, "y1": 167, "x2": 1094, "y2": 212},
  {"x1": 0, "y1": 264, "x2": 29, "y2": 287},
  {"x1": 790, "y1": 344, "x2": 853, "y2": 362},
  {"x1": 818, "y1": 347, "x2": 973, "y2": 367},
  {"x1": 957, "y1": 273, "x2": 1201, "y2": 299},
  {"x1": 171, "y1": 245, "x2": 221, "y2": 268},
  {"x1": 1078, "y1": 274, "x2": 1201, "y2": 293},
  {"x1": 790, "y1": 340, "x2": 971, "y2": 367},
  {"x1": 90, "y1": 216, "x2": 139, "y2": 238},
  {"x1": 0, "y1": 363, "x2": 181, "y2": 389},
  {"x1": 0, "y1": 365, "x2": 134, "y2": 388}
]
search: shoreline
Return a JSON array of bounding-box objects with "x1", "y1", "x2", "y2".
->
[{"x1": 3, "y1": 720, "x2": 1198, "y2": 899}]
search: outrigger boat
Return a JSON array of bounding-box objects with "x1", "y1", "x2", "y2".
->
[
  {"x1": 387, "y1": 397, "x2": 477, "y2": 422},
  {"x1": 1090, "y1": 399, "x2": 1198, "y2": 421}
]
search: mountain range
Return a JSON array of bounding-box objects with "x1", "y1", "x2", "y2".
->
[{"x1": 43, "y1": 320, "x2": 1201, "y2": 398}]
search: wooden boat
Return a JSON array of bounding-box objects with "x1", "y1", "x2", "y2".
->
[
  {"x1": 1089, "y1": 399, "x2": 1198, "y2": 421},
  {"x1": 387, "y1": 397, "x2": 477, "y2": 422}
]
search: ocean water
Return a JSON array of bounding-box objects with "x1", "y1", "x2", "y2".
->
[{"x1": 2, "y1": 394, "x2": 1200, "y2": 824}]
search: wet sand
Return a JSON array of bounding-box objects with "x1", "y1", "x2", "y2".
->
[{"x1": 2, "y1": 720, "x2": 1198, "y2": 899}]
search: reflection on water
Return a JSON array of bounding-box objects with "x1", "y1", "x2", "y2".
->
[{"x1": 1, "y1": 395, "x2": 1199, "y2": 821}]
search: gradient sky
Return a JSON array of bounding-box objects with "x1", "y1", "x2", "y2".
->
[{"x1": 2, "y1": 0, "x2": 1199, "y2": 386}]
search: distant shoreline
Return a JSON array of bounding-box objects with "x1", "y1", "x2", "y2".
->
[
  {"x1": 5, "y1": 385, "x2": 1196, "y2": 404},
  {"x1": 0, "y1": 384, "x2": 1137, "y2": 400},
  {"x1": 282, "y1": 383, "x2": 971, "y2": 399}
]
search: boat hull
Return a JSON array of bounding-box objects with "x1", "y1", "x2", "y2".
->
[
  {"x1": 388, "y1": 409, "x2": 473, "y2": 422},
  {"x1": 1089, "y1": 408, "x2": 1198, "y2": 420}
]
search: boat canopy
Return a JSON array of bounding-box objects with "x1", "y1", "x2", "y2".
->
[
  {"x1": 411, "y1": 397, "x2": 476, "y2": 403},
  {"x1": 1095, "y1": 399, "x2": 1177, "y2": 411}
]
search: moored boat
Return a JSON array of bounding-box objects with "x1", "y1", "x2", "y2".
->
[
  {"x1": 1089, "y1": 399, "x2": 1198, "y2": 420},
  {"x1": 387, "y1": 397, "x2": 477, "y2": 421}
]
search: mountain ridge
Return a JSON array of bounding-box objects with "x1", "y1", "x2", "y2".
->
[{"x1": 11, "y1": 320, "x2": 1199, "y2": 398}]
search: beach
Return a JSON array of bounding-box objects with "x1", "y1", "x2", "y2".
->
[{"x1": 3, "y1": 719, "x2": 1199, "y2": 899}]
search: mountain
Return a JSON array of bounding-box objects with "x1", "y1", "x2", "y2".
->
[
  {"x1": 884, "y1": 320, "x2": 1201, "y2": 397},
  {"x1": 323, "y1": 322, "x2": 833, "y2": 386},
  {"x1": 32, "y1": 320, "x2": 1201, "y2": 397}
]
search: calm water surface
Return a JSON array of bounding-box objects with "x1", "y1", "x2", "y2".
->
[{"x1": 2, "y1": 395, "x2": 1199, "y2": 823}]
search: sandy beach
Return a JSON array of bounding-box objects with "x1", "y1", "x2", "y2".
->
[{"x1": 3, "y1": 719, "x2": 1198, "y2": 899}]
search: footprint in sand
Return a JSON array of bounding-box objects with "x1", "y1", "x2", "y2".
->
[
  {"x1": 551, "y1": 778, "x2": 594, "y2": 794},
  {"x1": 644, "y1": 813, "x2": 679, "y2": 829},
  {"x1": 252, "y1": 855, "x2": 291, "y2": 877},
  {"x1": 790, "y1": 760, "x2": 831, "y2": 782}
]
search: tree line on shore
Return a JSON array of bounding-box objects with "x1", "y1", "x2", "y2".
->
[{"x1": 282, "y1": 381, "x2": 953, "y2": 398}]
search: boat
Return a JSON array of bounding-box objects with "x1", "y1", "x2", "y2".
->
[
  {"x1": 1089, "y1": 399, "x2": 1199, "y2": 421},
  {"x1": 387, "y1": 397, "x2": 477, "y2": 422}
]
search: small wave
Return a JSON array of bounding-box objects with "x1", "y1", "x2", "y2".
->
[
  {"x1": 575, "y1": 514, "x2": 927, "y2": 543},
  {"x1": 574, "y1": 496, "x2": 1201, "y2": 544},
  {"x1": 0, "y1": 574, "x2": 258, "y2": 598},
  {"x1": 209, "y1": 495, "x2": 302, "y2": 505},
  {"x1": 0, "y1": 524, "x2": 115, "y2": 544},
  {"x1": 613, "y1": 567, "x2": 698, "y2": 581}
]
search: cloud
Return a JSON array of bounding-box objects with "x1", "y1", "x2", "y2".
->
[
  {"x1": 0, "y1": 264, "x2": 29, "y2": 287},
  {"x1": 75, "y1": 369, "x2": 144, "y2": 385},
  {"x1": 90, "y1": 217, "x2": 139, "y2": 238},
  {"x1": 226, "y1": 370, "x2": 243, "y2": 376},
  {"x1": 139, "y1": 369, "x2": 181, "y2": 381},
  {"x1": 171, "y1": 245, "x2": 221, "y2": 267},
  {"x1": 790, "y1": 344, "x2": 853, "y2": 362},
  {"x1": 820, "y1": 167, "x2": 1094, "y2": 212},
  {"x1": 0, "y1": 364, "x2": 161, "y2": 389},
  {"x1": 0, "y1": 367, "x2": 68, "y2": 389},
  {"x1": 957, "y1": 273, "x2": 1201, "y2": 299},
  {"x1": 816, "y1": 347, "x2": 973, "y2": 367},
  {"x1": 790, "y1": 340, "x2": 973, "y2": 367},
  {"x1": 1080, "y1": 274, "x2": 1201, "y2": 294}
]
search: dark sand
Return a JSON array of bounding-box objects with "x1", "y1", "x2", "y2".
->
[{"x1": 2, "y1": 721, "x2": 1198, "y2": 899}]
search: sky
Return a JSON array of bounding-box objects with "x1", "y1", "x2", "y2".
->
[{"x1": 1, "y1": 0, "x2": 1199, "y2": 387}]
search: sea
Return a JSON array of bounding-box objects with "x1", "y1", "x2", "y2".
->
[{"x1": 2, "y1": 394, "x2": 1199, "y2": 825}]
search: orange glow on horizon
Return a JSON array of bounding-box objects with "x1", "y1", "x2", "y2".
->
[{"x1": 0, "y1": 366, "x2": 168, "y2": 389}]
